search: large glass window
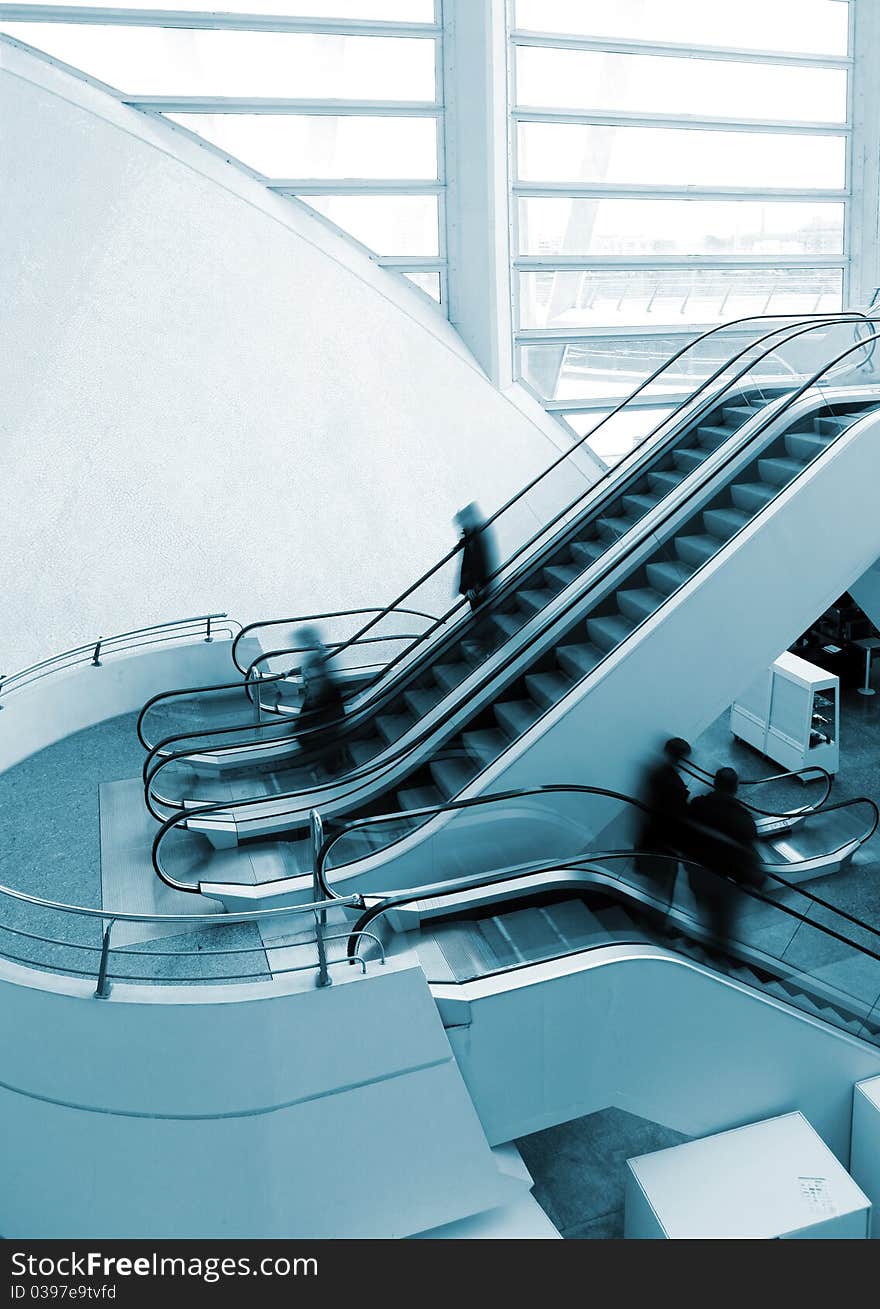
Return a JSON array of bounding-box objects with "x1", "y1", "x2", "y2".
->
[
  {"x1": 1, "y1": 5, "x2": 445, "y2": 307},
  {"x1": 509, "y1": 1, "x2": 853, "y2": 445},
  {"x1": 515, "y1": 47, "x2": 847, "y2": 124}
]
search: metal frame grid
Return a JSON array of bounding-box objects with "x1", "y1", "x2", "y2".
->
[
  {"x1": 506, "y1": 0, "x2": 856, "y2": 416},
  {"x1": 0, "y1": 0, "x2": 448, "y2": 306}
]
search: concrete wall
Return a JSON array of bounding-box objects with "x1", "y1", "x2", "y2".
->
[
  {"x1": 0, "y1": 39, "x2": 596, "y2": 677},
  {"x1": 0, "y1": 952, "x2": 521, "y2": 1238},
  {"x1": 445, "y1": 947, "x2": 880, "y2": 1163}
]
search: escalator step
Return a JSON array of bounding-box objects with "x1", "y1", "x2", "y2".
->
[
  {"x1": 696, "y1": 423, "x2": 736, "y2": 450},
  {"x1": 494, "y1": 698, "x2": 542, "y2": 740},
  {"x1": 432, "y1": 660, "x2": 470, "y2": 693},
  {"x1": 403, "y1": 685, "x2": 443, "y2": 718},
  {"x1": 674, "y1": 533, "x2": 717, "y2": 566},
  {"x1": 645, "y1": 559, "x2": 694, "y2": 595},
  {"x1": 460, "y1": 637, "x2": 490, "y2": 665},
  {"x1": 569, "y1": 538, "x2": 606, "y2": 567},
  {"x1": 617, "y1": 587, "x2": 663, "y2": 624},
  {"x1": 647, "y1": 468, "x2": 684, "y2": 497},
  {"x1": 622, "y1": 493, "x2": 659, "y2": 518},
  {"x1": 462, "y1": 728, "x2": 508, "y2": 766},
  {"x1": 703, "y1": 507, "x2": 750, "y2": 541},
  {"x1": 672, "y1": 447, "x2": 706, "y2": 474},
  {"x1": 557, "y1": 642, "x2": 603, "y2": 679},
  {"x1": 524, "y1": 670, "x2": 573, "y2": 710},
  {"x1": 785, "y1": 430, "x2": 833, "y2": 461},
  {"x1": 543, "y1": 562, "x2": 581, "y2": 589},
  {"x1": 814, "y1": 414, "x2": 852, "y2": 436},
  {"x1": 396, "y1": 783, "x2": 443, "y2": 813},
  {"x1": 348, "y1": 739, "x2": 379, "y2": 765},
  {"x1": 587, "y1": 613, "x2": 636, "y2": 652},
  {"x1": 375, "y1": 712, "x2": 415, "y2": 745},
  {"x1": 541, "y1": 899, "x2": 605, "y2": 944},
  {"x1": 721, "y1": 404, "x2": 759, "y2": 426},
  {"x1": 757, "y1": 455, "x2": 804, "y2": 487},
  {"x1": 597, "y1": 514, "x2": 634, "y2": 542},
  {"x1": 516, "y1": 587, "x2": 554, "y2": 616},
  {"x1": 429, "y1": 756, "x2": 478, "y2": 799},
  {"x1": 490, "y1": 609, "x2": 525, "y2": 638},
  {"x1": 592, "y1": 905, "x2": 636, "y2": 935},
  {"x1": 730, "y1": 481, "x2": 776, "y2": 514}
]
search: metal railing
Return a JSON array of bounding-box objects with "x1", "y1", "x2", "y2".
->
[
  {"x1": 0, "y1": 614, "x2": 238, "y2": 709},
  {"x1": 0, "y1": 875, "x2": 383, "y2": 995}
]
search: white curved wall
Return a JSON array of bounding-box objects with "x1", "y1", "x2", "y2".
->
[{"x1": 0, "y1": 40, "x2": 593, "y2": 675}]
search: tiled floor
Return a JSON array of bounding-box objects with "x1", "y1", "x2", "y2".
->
[{"x1": 517, "y1": 1107, "x2": 688, "y2": 1239}]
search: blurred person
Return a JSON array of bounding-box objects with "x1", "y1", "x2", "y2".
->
[
  {"x1": 289, "y1": 625, "x2": 350, "y2": 773},
  {"x1": 634, "y1": 736, "x2": 692, "y2": 903},
  {"x1": 455, "y1": 502, "x2": 498, "y2": 613},
  {"x1": 686, "y1": 766, "x2": 761, "y2": 949}
]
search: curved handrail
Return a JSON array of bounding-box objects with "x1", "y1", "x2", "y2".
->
[
  {"x1": 230, "y1": 605, "x2": 438, "y2": 678},
  {"x1": 0, "y1": 613, "x2": 237, "y2": 706},
  {"x1": 682, "y1": 759, "x2": 834, "y2": 817},
  {"x1": 314, "y1": 782, "x2": 879, "y2": 916},
  {"x1": 247, "y1": 312, "x2": 875, "y2": 683},
  {"x1": 138, "y1": 628, "x2": 427, "y2": 757},
  {"x1": 146, "y1": 323, "x2": 880, "y2": 840},
  {"x1": 142, "y1": 315, "x2": 880, "y2": 805},
  {"x1": 345, "y1": 850, "x2": 880, "y2": 1028}
]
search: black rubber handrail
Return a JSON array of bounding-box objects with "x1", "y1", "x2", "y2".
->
[
  {"x1": 138, "y1": 627, "x2": 430, "y2": 756},
  {"x1": 231, "y1": 605, "x2": 438, "y2": 679},
  {"x1": 140, "y1": 630, "x2": 427, "y2": 773},
  {"x1": 345, "y1": 852, "x2": 880, "y2": 1036},
  {"x1": 314, "y1": 783, "x2": 879, "y2": 924},
  {"x1": 146, "y1": 322, "x2": 880, "y2": 839},
  {"x1": 683, "y1": 759, "x2": 834, "y2": 817},
  {"x1": 228, "y1": 312, "x2": 874, "y2": 697},
  {"x1": 142, "y1": 315, "x2": 879, "y2": 806}
]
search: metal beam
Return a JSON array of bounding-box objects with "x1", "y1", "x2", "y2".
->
[
  {"x1": 268, "y1": 179, "x2": 443, "y2": 195},
  {"x1": 513, "y1": 108, "x2": 849, "y2": 137},
  {"x1": 125, "y1": 96, "x2": 442, "y2": 115},
  {"x1": 510, "y1": 28, "x2": 851, "y2": 69},
  {"x1": 0, "y1": 7, "x2": 442, "y2": 37},
  {"x1": 513, "y1": 183, "x2": 850, "y2": 201},
  {"x1": 515, "y1": 256, "x2": 847, "y2": 270}
]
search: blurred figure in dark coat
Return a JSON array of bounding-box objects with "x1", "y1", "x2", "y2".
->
[
  {"x1": 455, "y1": 502, "x2": 498, "y2": 613},
  {"x1": 634, "y1": 736, "x2": 692, "y2": 902},
  {"x1": 291, "y1": 625, "x2": 350, "y2": 772},
  {"x1": 686, "y1": 766, "x2": 761, "y2": 949}
]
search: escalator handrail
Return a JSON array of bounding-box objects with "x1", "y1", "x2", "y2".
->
[
  {"x1": 346, "y1": 851, "x2": 880, "y2": 1033},
  {"x1": 143, "y1": 314, "x2": 879, "y2": 797},
  {"x1": 681, "y1": 759, "x2": 833, "y2": 816},
  {"x1": 759, "y1": 794, "x2": 880, "y2": 863},
  {"x1": 146, "y1": 321, "x2": 880, "y2": 829},
  {"x1": 228, "y1": 312, "x2": 873, "y2": 690},
  {"x1": 230, "y1": 605, "x2": 439, "y2": 682},
  {"x1": 305, "y1": 782, "x2": 880, "y2": 953},
  {"x1": 138, "y1": 624, "x2": 431, "y2": 755},
  {"x1": 140, "y1": 630, "x2": 429, "y2": 774}
]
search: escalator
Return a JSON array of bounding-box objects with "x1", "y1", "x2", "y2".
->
[
  {"x1": 347, "y1": 848, "x2": 880, "y2": 1049},
  {"x1": 151, "y1": 368, "x2": 880, "y2": 900},
  {"x1": 139, "y1": 313, "x2": 877, "y2": 828}
]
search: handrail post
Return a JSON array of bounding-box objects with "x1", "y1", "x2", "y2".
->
[
  {"x1": 205, "y1": 616, "x2": 213, "y2": 644},
  {"x1": 309, "y1": 808, "x2": 331, "y2": 987},
  {"x1": 94, "y1": 919, "x2": 115, "y2": 999},
  {"x1": 92, "y1": 641, "x2": 102, "y2": 668}
]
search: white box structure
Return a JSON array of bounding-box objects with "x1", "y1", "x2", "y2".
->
[
  {"x1": 625, "y1": 1112, "x2": 870, "y2": 1239},
  {"x1": 851, "y1": 1076, "x2": 880, "y2": 1239},
  {"x1": 730, "y1": 652, "x2": 839, "y2": 775}
]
